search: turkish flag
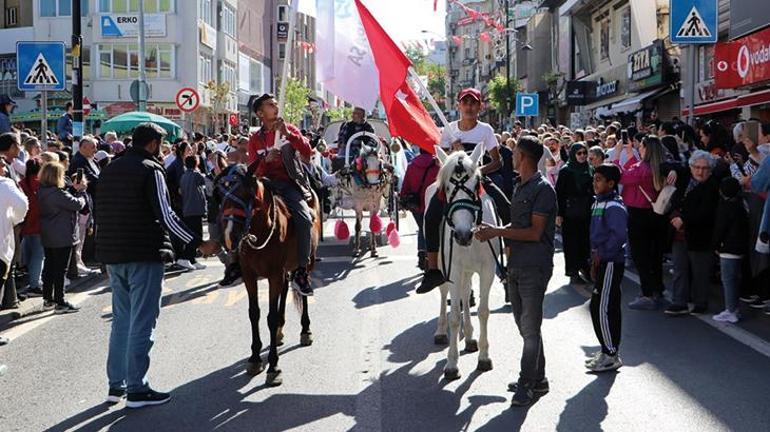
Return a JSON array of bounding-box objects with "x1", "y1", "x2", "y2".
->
[{"x1": 354, "y1": 0, "x2": 441, "y2": 154}]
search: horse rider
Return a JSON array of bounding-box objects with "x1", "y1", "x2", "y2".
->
[
  {"x1": 417, "y1": 87, "x2": 512, "y2": 294},
  {"x1": 248, "y1": 93, "x2": 315, "y2": 296},
  {"x1": 337, "y1": 107, "x2": 375, "y2": 160}
]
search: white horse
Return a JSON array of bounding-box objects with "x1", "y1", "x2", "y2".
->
[
  {"x1": 424, "y1": 144, "x2": 501, "y2": 381},
  {"x1": 335, "y1": 132, "x2": 392, "y2": 258}
]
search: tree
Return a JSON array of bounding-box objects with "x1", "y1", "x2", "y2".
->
[
  {"x1": 282, "y1": 78, "x2": 311, "y2": 125},
  {"x1": 326, "y1": 106, "x2": 353, "y2": 122},
  {"x1": 204, "y1": 80, "x2": 232, "y2": 132},
  {"x1": 486, "y1": 74, "x2": 519, "y2": 116},
  {"x1": 406, "y1": 47, "x2": 447, "y2": 108}
]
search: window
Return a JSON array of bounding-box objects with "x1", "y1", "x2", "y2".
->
[
  {"x1": 97, "y1": 43, "x2": 175, "y2": 79},
  {"x1": 250, "y1": 60, "x2": 264, "y2": 94},
  {"x1": 199, "y1": 0, "x2": 212, "y2": 25},
  {"x1": 65, "y1": 46, "x2": 91, "y2": 83},
  {"x1": 277, "y1": 5, "x2": 287, "y2": 22},
  {"x1": 620, "y1": 7, "x2": 631, "y2": 49},
  {"x1": 40, "y1": 0, "x2": 88, "y2": 17},
  {"x1": 199, "y1": 54, "x2": 212, "y2": 84},
  {"x1": 279, "y1": 43, "x2": 286, "y2": 60},
  {"x1": 99, "y1": 0, "x2": 173, "y2": 13},
  {"x1": 5, "y1": 7, "x2": 17, "y2": 26},
  {"x1": 221, "y1": 62, "x2": 236, "y2": 88},
  {"x1": 221, "y1": 4, "x2": 236, "y2": 37},
  {"x1": 600, "y1": 17, "x2": 610, "y2": 60}
]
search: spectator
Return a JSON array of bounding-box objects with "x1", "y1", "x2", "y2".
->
[
  {"x1": 67, "y1": 135, "x2": 100, "y2": 278},
  {"x1": 665, "y1": 151, "x2": 719, "y2": 316},
  {"x1": 20, "y1": 158, "x2": 44, "y2": 297},
  {"x1": 94, "y1": 150, "x2": 112, "y2": 170},
  {"x1": 0, "y1": 95, "x2": 15, "y2": 134},
  {"x1": 104, "y1": 131, "x2": 125, "y2": 155},
  {"x1": 0, "y1": 156, "x2": 28, "y2": 346},
  {"x1": 615, "y1": 135, "x2": 672, "y2": 310},
  {"x1": 711, "y1": 177, "x2": 749, "y2": 323},
  {"x1": 94, "y1": 122, "x2": 217, "y2": 408},
  {"x1": 178, "y1": 156, "x2": 208, "y2": 271},
  {"x1": 556, "y1": 142, "x2": 594, "y2": 284},
  {"x1": 56, "y1": 102, "x2": 74, "y2": 147},
  {"x1": 698, "y1": 119, "x2": 731, "y2": 157},
  {"x1": 0, "y1": 132, "x2": 22, "y2": 308},
  {"x1": 38, "y1": 161, "x2": 87, "y2": 313},
  {"x1": 588, "y1": 146, "x2": 605, "y2": 168},
  {"x1": 400, "y1": 146, "x2": 439, "y2": 270}
]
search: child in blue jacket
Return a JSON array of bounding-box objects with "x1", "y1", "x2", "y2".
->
[{"x1": 586, "y1": 164, "x2": 627, "y2": 373}]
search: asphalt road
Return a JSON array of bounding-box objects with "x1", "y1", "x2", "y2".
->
[{"x1": 1, "y1": 214, "x2": 770, "y2": 432}]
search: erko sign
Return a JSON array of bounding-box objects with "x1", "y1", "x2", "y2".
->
[{"x1": 715, "y1": 25, "x2": 770, "y2": 89}]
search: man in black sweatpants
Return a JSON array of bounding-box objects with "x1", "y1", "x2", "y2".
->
[{"x1": 587, "y1": 164, "x2": 627, "y2": 372}]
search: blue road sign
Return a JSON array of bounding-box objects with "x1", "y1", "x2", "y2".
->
[
  {"x1": 515, "y1": 93, "x2": 539, "y2": 117},
  {"x1": 16, "y1": 41, "x2": 66, "y2": 92},
  {"x1": 670, "y1": 0, "x2": 718, "y2": 44}
]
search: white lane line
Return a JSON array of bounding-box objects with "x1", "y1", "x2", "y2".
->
[{"x1": 622, "y1": 269, "x2": 770, "y2": 360}]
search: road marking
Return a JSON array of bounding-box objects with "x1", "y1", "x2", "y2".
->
[
  {"x1": 191, "y1": 290, "x2": 220, "y2": 305},
  {"x1": 224, "y1": 290, "x2": 247, "y2": 307}
]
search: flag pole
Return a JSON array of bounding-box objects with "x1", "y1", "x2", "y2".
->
[
  {"x1": 407, "y1": 67, "x2": 450, "y2": 129},
  {"x1": 274, "y1": 0, "x2": 298, "y2": 146}
]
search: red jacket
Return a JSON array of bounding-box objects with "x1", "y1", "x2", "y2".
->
[
  {"x1": 248, "y1": 123, "x2": 312, "y2": 183},
  {"x1": 20, "y1": 176, "x2": 41, "y2": 236},
  {"x1": 401, "y1": 154, "x2": 439, "y2": 214}
]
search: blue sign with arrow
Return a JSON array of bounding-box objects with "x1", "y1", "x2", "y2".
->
[
  {"x1": 16, "y1": 41, "x2": 66, "y2": 92},
  {"x1": 670, "y1": 0, "x2": 718, "y2": 44},
  {"x1": 515, "y1": 93, "x2": 539, "y2": 117}
]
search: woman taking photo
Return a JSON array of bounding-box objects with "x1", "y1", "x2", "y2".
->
[
  {"x1": 556, "y1": 142, "x2": 594, "y2": 284},
  {"x1": 38, "y1": 161, "x2": 87, "y2": 313},
  {"x1": 613, "y1": 135, "x2": 674, "y2": 310}
]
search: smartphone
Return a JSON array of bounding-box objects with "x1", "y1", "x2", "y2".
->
[
  {"x1": 621, "y1": 130, "x2": 629, "y2": 144},
  {"x1": 76, "y1": 168, "x2": 84, "y2": 183}
]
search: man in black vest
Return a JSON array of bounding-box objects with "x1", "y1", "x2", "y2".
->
[
  {"x1": 95, "y1": 122, "x2": 218, "y2": 408},
  {"x1": 337, "y1": 107, "x2": 374, "y2": 158}
]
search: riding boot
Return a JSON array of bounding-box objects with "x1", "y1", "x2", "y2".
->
[{"x1": 417, "y1": 252, "x2": 445, "y2": 294}]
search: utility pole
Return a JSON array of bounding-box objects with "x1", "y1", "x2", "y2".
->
[
  {"x1": 504, "y1": 0, "x2": 511, "y2": 128},
  {"x1": 71, "y1": 0, "x2": 83, "y2": 141},
  {"x1": 138, "y1": 0, "x2": 147, "y2": 112}
]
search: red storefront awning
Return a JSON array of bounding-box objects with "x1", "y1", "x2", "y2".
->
[{"x1": 682, "y1": 88, "x2": 770, "y2": 116}]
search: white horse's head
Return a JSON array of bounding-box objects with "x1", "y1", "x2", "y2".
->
[
  {"x1": 435, "y1": 143, "x2": 484, "y2": 247},
  {"x1": 359, "y1": 144, "x2": 383, "y2": 185}
]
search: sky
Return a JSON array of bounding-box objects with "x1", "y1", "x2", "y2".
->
[{"x1": 362, "y1": 0, "x2": 447, "y2": 43}]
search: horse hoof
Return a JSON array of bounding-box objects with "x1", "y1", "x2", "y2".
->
[
  {"x1": 300, "y1": 332, "x2": 314, "y2": 346},
  {"x1": 477, "y1": 359, "x2": 493, "y2": 372},
  {"x1": 276, "y1": 332, "x2": 285, "y2": 347},
  {"x1": 464, "y1": 339, "x2": 479, "y2": 353},
  {"x1": 444, "y1": 368, "x2": 461, "y2": 381},
  {"x1": 370, "y1": 250, "x2": 378, "y2": 258},
  {"x1": 246, "y1": 361, "x2": 264, "y2": 376},
  {"x1": 434, "y1": 334, "x2": 449, "y2": 345},
  {"x1": 266, "y1": 370, "x2": 283, "y2": 387}
]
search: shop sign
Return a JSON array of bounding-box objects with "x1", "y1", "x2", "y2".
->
[
  {"x1": 715, "y1": 25, "x2": 770, "y2": 89},
  {"x1": 595, "y1": 79, "x2": 619, "y2": 99},
  {"x1": 100, "y1": 14, "x2": 166, "y2": 38},
  {"x1": 277, "y1": 22, "x2": 289, "y2": 41},
  {"x1": 628, "y1": 40, "x2": 666, "y2": 91},
  {"x1": 566, "y1": 80, "x2": 595, "y2": 105},
  {"x1": 730, "y1": 0, "x2": 770, "y2": 40}
]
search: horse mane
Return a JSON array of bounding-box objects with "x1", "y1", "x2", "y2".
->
[{"x1": 436, "y1": 151, "x2": 480, "y2": 191}]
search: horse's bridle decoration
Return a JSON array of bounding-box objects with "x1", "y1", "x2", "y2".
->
[
  {"x1": 443, "y1": 156, "x2": 483, "y2": 229},
  {"x1": 218, "y1": 169, "x2": 277, "y2": 251}
]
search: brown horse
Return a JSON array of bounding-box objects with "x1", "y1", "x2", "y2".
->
[{"x1": 219, "y1": 164, "x2": 320, "y2": 386}]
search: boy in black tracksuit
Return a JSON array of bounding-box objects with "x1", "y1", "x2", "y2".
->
[{"x1": 586, "y1": 164, "x2": 627, "y2": 372}]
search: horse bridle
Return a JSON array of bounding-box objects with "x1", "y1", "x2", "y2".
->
[
  {"x1": 443, "y1": 158, "x2": 483, "y2": 229},
  {"x1": 218, "y1": 169, "x2": 277, "y2": 251}
]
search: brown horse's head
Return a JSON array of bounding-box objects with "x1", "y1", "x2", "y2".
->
[{"x1": 218, "y1": 164, "x2": 269, "y2": 252}]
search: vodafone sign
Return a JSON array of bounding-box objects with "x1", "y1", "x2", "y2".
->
[{"x1": 715, "y1": 26, "x2": 770, "y2": 89}]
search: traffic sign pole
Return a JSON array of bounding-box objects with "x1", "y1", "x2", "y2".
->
[
  {"x1": 72, "y1": 0, "x2": 83, "y2": 142},
  {"x1": 41, "y1": 90, "x2": 48, "y2": 148}
]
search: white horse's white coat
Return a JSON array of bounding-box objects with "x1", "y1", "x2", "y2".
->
[{"x1": 425, "y1": 144, "x2": 501, "y2": 379}]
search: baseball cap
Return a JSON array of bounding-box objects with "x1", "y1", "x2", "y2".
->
[
  {"x1": 457, "y1": 88, "x2": 482, "y2": 102},
  {"x1": 0, "y1": 95, "x2": 16, "y2": 105}
]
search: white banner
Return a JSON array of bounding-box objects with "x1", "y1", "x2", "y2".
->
[{"x1": 316, "y1": 0, "x2": 379, "y2": 110}]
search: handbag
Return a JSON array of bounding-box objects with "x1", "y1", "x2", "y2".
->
[
  {"x1": 401, "y1": 161, "x2": 434, "y2": 212},
  {"x1": 638, "y1": 184, "x2": 676, "y2": 215}
]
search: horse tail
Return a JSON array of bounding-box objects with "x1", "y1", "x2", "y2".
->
[{"x1": 292, "y1": 288, "x2": 304, "y2": 316}]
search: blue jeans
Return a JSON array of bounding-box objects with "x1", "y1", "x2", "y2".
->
[
  {"x1": 106, "y1": 262, "x2": 164, "y2": 393},
  {"x1": 21, "y1": 235, "x2": 44, "y2": 289},
  {"x1": 412, "y1": 211, "x2": 426, "y2": 251},
  {"x1": 720, "y1": 257, "x2": 742, "y2": 312}
]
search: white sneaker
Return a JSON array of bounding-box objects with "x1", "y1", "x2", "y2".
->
[
  {"x1": 175, "y1": 259, "x2": 196, "y2": 271},
  {"x1": 712, "y1": 310, "x2": 739, "y2": 324},
  {"x1": 193, "y1": 262, "x2": 207, "y2": 270}
]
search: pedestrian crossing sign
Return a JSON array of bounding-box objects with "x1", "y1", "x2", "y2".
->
[
  {"x1": 16, "y1": 41, "x2": 66, "y2": 92},
  {"x1": 670, "y1": 0, "x2": 717, "y2": 44}
]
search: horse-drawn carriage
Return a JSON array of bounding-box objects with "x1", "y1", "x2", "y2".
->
[{"x1": 318, "y1": 119, "x2": 407, "y2": 257}]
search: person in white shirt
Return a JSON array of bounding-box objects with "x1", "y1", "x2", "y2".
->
[{"x1": 417, "y1": 88, "x2": 510, "y2": 294}]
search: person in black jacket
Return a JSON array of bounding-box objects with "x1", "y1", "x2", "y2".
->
[
  {"x1": 665, "y1": 150, "x2": 720, "y2": 316},
  {"x1": 711, "y1": 177, "x2": 749, "y2": 323},
  {"x1": 556, "y1": 142, "x2": 594, "y2": 284},
  {"x1": 66, "y1": 135, "x2": 100, "y2": 278},
  {"x1": 94, "y1": 122, "x2": 218, "y2": 408}
]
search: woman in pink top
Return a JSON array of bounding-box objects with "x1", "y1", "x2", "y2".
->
[{"x1": 613, "y1": 135, "x2": 672, "y2": 310}]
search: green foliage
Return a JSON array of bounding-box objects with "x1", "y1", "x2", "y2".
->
[
  {"x1": 406, "y1": 47, "x2": 447, "y2": 106},
  {"x1": 326, "y1": 106, "x2": 353, "y2": 122},
  {"x1": 283, "y1": 78, "x2": 311, "y2": 125},
  {"x1": 486, "y1": 74, "x2": 519, "y2": 114}
]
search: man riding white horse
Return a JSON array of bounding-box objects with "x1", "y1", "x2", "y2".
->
[
  {"x1": 417, "y1": 88, "x2": 511, "y2": 294},
  {"x1": 247, "y1": 93, "x2": 315, "y2": 296}
]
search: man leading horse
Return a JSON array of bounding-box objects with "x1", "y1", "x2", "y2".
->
[{"x1": 247, "y1": 93, "x2": 315, "y2": 296}]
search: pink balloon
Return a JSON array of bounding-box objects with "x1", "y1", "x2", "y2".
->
[
  {"x1": 334, "y1": 219, "x2": 350, "y2": 240},
  {"x1": 385, "y1": 221, "x2": 397, "y2": 237},
  {"x1": 369, "y1": 214, "x2": 383, "y2": 233},
  {"x1": 388, "y1": 229, "x2": 401, "y2": 248}
]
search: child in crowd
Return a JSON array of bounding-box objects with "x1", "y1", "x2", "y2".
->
[
  {"x1": 178, "y1": 156, "x2": 207, "y2": 271},
  {"x1": 712, "y1": 177, "x2": 750, "y2": 323},
  {"x1": 586, "y1": 164, "x2": 627, "y2": 372}
]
